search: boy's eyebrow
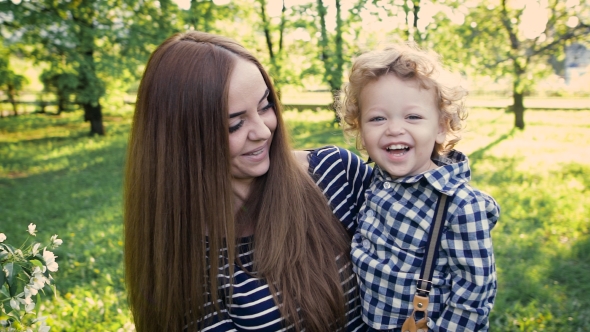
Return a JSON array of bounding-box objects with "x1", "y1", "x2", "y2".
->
[{"x1": 229, "y1": 89, "x2": 270, "y2": 118}]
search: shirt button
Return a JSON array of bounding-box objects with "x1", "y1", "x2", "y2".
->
[
  {"x1": 366, "y1": 210, "x2": 374, "y2": 217},
  {"x1": 383, "y1": 182, "x2": 391, "y2": 189},
  {"x1": 362, "y1": 239, "x2": 371, "y2": 250}
]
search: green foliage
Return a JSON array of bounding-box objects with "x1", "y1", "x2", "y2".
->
[
  {"x1": 1, "y1": 108, "x2": 589, "y2": 330},
  {"x1": 472, "y1": 158, "x2": 590, "y2": 330},
  {"x1": 0, "y1": 47, "x2": 28, "y2": 115},
  {"x1": 433, "y1": 0, "x2": 590, "y2": 128},
  {"x1": 0, "y1": 0, "x2": 185, "y2": 132},
  {"x1": 0, "y1": 109, "x2": 132, "y2": 330}
]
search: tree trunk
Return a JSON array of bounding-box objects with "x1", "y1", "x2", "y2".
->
[
  {"x1": 258, "y1": 0, "x2": 274, "y2": 60},
  {"x1": 57, "y1": 94, "x2": 66, "y2": 115},
  {"x1": 83, "y1": 102, "x2": 105, "y2": 135},
  {"x1": 412, "y1": 0, "x2": 421, "y2": 42},
  {"x1": 512, "y1": 88, "x2": 525, "y2": 129},
  {"x1": 8, "y1": 84, "x2": 17, "y2": 116},
  {"x1": 333, "y1": 0, "x2": 343, "y2": 92}
]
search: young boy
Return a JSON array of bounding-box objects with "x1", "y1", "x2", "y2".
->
[{"x1": 339, "y1": 44, "x2": 499, "y2": 331}]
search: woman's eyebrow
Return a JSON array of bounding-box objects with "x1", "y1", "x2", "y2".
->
[
  {"x1": 229, "y1": 110, "x2": 246, "y2": 118},
  {"x1": 229, "y1": 89, "x2": 270, "y2": 118}
]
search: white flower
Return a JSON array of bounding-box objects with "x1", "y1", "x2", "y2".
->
[
  {"x1": 42, "y1": 249, "x2": 56, "y2": 262},
  {"x1": 28, "y1": 223, "x2": 37, "y2": 236},
  {"x1": 25, "y1": 283, "x2": 39, "y2": 297},
  {"x1": 30, "y1": 268, "x2": 47, "y2": 290},
  {"x1": 25, "y1": 301, "x2": 35, "y2": 313},
  {"x1": 43, "y1": 249, "x2": 59, "y2": 272},
  {"x1": 36, "y1": 318, "x2": 50, "y2": 332},
  {"x1": 10, "y1": 297, "x2": 20, "y2": 310},
  {"x1": 32, "y1": 242, "x2": 41, "y2": 255},
  {"x1": 17, "y1": 295, "x2": 32, "y2": 305},
  {"x1": 0, "y1": 233, "x2": 6, "y2": 242},
  {"x1": 50, "y1": 234, "x2": 63, "y2": 248}
]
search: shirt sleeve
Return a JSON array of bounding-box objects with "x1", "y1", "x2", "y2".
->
[
  {"x1": 308, "y1": 146, "x2": 373, "y2": 235},
  {"x1": 431, "y1": 193, "x2": 500, "y2": 332},
  {"x1": 196, "y1": 298, "x2": 239, "y2": 332}
]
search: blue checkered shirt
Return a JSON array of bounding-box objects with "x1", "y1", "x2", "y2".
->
[{"x1": 351, "y1": 150, "x2": 499, "y2": 331}]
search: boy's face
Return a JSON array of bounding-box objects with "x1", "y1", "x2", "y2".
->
[{"x1": 359, "y1": 73, "x2": 446, "y2": 179}]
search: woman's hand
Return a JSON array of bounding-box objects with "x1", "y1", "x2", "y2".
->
[{"x1": 292, "y1": 150, "x2": 311, "y2": 172}]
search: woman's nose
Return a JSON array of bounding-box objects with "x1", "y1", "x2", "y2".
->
[{"x1": 248, "y1": 114, "x2": 271, "y2": 141}]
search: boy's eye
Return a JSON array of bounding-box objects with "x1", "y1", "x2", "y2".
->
[
  {"x1": 369, "y1": 116, "x2": 385, "y2": 122},
  {"x1": 407, "y1": 115, "x2": 422, "y2": 120}
]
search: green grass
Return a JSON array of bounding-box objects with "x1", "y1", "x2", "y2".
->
[{"x1": 1, "y1": 107, "x2": 589, "y2": 331}]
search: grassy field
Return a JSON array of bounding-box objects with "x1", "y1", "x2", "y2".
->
[{"x1": 1, "y1": 107, "x2": 589, "y2": 331}]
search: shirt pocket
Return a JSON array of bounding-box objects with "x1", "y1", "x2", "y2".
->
[{"x1": 384, "y1": 204, "x2": 429, "y2": 259}]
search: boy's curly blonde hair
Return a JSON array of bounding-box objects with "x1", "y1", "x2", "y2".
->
[{"x1": 338, "y1": 43, "x2": 468, "y2": 156}]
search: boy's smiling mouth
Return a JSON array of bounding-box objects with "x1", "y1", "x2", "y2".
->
[{"x1": 386, "y1": 144, "x2": 410, "y2": 156}]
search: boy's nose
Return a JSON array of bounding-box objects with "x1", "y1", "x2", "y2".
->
[{"x1": 386, "y1": 121, "x2": 405, "y2": 135}]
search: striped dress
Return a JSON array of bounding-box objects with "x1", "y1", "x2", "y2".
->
[{"x1": 199, "y1": 146, "x2": 373, "y2": 332}]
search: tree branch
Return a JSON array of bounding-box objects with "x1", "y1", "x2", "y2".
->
[
  {"x1": 530, "y1": 24, "x2": 590, "y2": 58},
  {"x1": 500, "y1": 0, "x2": 519, "y2": 50},
  {"x1": 257, "y1": 0, "x2": 274, "y2": 60}
]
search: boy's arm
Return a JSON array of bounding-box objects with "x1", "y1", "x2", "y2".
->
[{"x1": 431, "y1": 193, "x2": 500, "y2": 332}]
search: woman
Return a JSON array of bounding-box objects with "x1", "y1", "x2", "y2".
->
[{"x1": 124, "y1": 31, "x2": 372, "y2": 331}]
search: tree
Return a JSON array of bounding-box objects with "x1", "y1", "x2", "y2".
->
[
  {"x1": 0, "y1": 47, "x2": 27, "y2": 117},
  {"x1": 40, "y1": 66, "x2": 78, "y2": 115},
  {"x1": 317, "y1": 0, "x2": 344, "y2": 107},
  {"x1": 459, "y1": 0, "x2": 590, "y2": 129},
  {"x1": 256, "y1": 0, "x2": 283, "y2": 90},
  {"x1": 0, "y1": 0, "x2": 182, "y2": 134},
  {"x1": 0, "y1": 70, "x2": 27, "y2": 117}
]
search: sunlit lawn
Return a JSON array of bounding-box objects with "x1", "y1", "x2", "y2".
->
[{"x1": 1, "y1": 106, "x2": 589, "y2": 331}]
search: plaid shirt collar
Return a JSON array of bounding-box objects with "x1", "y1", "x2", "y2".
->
[{"x1": 372, "y1": 150, "x2": 471, "y2": 196}]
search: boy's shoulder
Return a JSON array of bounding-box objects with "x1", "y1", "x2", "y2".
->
[
  {"x1": 444, "y1": 177, "x2": 500, "y2": 228},
  {"x1": 427, "y1": 150, "x2": 500, "y2": 224},
  {"x1": 451, "y1": 180, "x2": 497, "y2": 208}
]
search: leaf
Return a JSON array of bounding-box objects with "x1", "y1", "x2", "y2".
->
[
  {"x1": 28, "y1": 259, "x2": 43, "y2": 268},
  {"x1": 0, "y1": 263, "x2": 5, "y2": 288},
  {"x1": 0, "y1": 244, "x2": 15, "y2": 255},
  {"x1": 4, "y1": 263, "x2": 22, "y2": 297}
]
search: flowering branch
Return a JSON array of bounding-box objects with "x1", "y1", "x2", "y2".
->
[{"x1": 0, "y1": 224, "x2": 61, "y2": 332}]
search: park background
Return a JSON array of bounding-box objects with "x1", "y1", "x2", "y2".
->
[{"x1": 1, "y1": 0, "x2": 589, "y2": 331}]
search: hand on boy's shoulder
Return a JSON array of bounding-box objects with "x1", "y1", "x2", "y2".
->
[{"x1": 292, "y1": 150, "x2": 311, "y2": 172}]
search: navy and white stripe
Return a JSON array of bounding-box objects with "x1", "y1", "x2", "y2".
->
[
  {"x1": 309, "y1": 146, "x2": 372, "y2": 236},
  {"x1": 200, "y1": 146, "x2": 372, "y2": 331},
  {"x1": 351, "y1": 150, "x2": 499, "y2": 331}
]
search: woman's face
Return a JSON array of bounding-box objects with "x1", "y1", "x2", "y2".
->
[{"x1": 227, "y1": 58, "x2": 277, "y2": 183}]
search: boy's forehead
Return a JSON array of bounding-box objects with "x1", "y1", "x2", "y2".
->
[{"x1": 358, "y1": 74, "x2": 438, "y2": 105}]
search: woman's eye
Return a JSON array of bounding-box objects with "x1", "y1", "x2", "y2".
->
[
  {"x1": 229, "y1": 120, "x2": 244, "y2": 133},
  {"x1": 260, "y1": 102, "x2": 275, "y2": 112}
]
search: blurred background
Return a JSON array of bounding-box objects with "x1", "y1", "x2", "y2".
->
[
  {"x1": 1, "y1": 0, "x2": 590, "y2": 128},
  {"x1": 1, "y1": 0, "x2": 589, "y2": 331}
]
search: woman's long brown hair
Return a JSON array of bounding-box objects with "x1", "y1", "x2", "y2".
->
[{"x1": 124, "y1": 31, "x2": 353, "y2": 331}]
